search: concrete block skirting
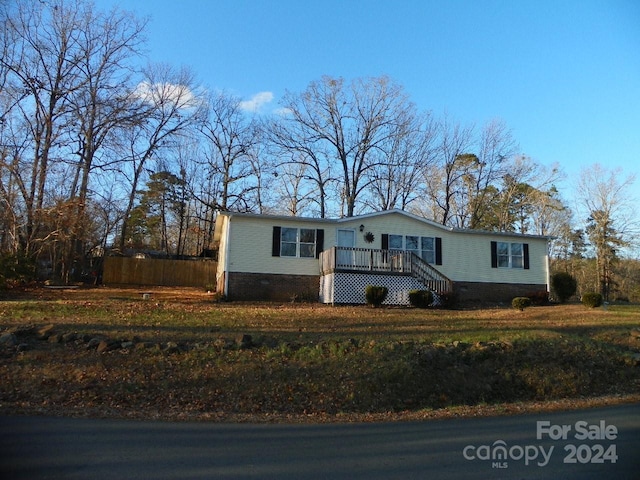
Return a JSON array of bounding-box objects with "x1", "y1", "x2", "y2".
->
[
  {"x1": 226, "y1": 271, "x2": 546, "y2": 306},
  {"x1": 454, "y1": 281, "x2": 548, "y2": 305},
  {"x1": 226, "y1": 272, "x2": 320, "y2": 302}
]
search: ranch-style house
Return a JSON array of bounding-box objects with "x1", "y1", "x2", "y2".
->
[{"x1": 213, "y1": 209, "x2": 551, "y2": 305}]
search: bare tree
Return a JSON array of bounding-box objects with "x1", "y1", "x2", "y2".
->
[
  {"x1": 266, "y1": 98, "x2": 334, "y2": 218},
  {"x1": 272, "y1": 75, "x2": 414, "y2": 217},
  {"x1": 63, "y1": 3, "x2": 146, "y2": 278},
  {"x1": 118, "y1": 64, "x2": 205, "y2": 250},
  {"x1": 0, "y1": 0, "x2": 150, "y2": 281},
  {"x1": 464, "y1": 119, "x2": 517, "y2": 229},
  {"x1": 422, "y1": 116, "x2": 474, "y2": 226},
  {"x1": 197, "y1": 91, "x2": 261, "y2": 213},
  {"x1": 366, "y1": 111, "x2": 436, "y2": 211},
  {"x1": 0, "y1": 0, "x2": 86, "y2": 258},
  {"x1": 576, "y1": 164, "x2": 638, "y2": 300},
  {"x1": 494, "y1": 156, "x2": 563, "y2": 233},
  {"x1": 270, "y1": 159, "x2": 317, "y2": 216}
]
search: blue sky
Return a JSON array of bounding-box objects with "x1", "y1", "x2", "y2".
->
[{"x1": 97, "y1": 0, "x2": 640, "y2": 225}]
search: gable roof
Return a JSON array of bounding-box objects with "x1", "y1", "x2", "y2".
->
[{"x1": 215, "y1": 209, "x2": 552, "y2": 240}]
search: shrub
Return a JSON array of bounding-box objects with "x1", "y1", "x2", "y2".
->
[
  {"x1": 551, "y1": 272, "x2": 577, "y2": 303},
  {"x1": 582, "y1": 292, "x2": 603, "y2": 308},
  {"x1": 408, "y1": 289, "x2": 433, "y2": 308},
  {"x1": 0, "y1": 253, "x2": 36, "y2": 288},
  {"x1": 512, "y1": 297, "x2": 532, "y2": 311},
  {"x1": 365, "y1": 285, "x2": 388, "y2": 307}
]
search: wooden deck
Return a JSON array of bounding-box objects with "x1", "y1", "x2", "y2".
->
[{"x1": 319, "y1": 246, "x2": 452, "y2": 294}]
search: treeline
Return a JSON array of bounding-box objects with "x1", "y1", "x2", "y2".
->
[{"x1": 0, "y1": 0, "x2": 637, "y2": 301}]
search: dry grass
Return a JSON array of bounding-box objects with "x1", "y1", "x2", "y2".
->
[{"x1": 1, "y1": 285, "x2": 639, "y2": 422}]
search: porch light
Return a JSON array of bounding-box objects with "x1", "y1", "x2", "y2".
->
[{"x1": 359, "y1": 224, "x2": 365, "y2": 232}]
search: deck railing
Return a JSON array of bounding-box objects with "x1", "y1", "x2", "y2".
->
[{"x1": 319, "y1": 246, "x2": 452, "y2": 294}]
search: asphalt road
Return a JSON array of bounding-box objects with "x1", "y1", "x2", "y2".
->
[{"x1": 1, "y1": 404, "x2": 639, "y2": 480}]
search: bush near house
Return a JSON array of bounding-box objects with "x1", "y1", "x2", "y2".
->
[
  {"x1": 408, "y1": 289, "x2": 433, "y2": 308},
  {"x1": 582, "y1": 292, "x2": 603, "y2": 308},
  {"x1": 365, "y1": 285, "x2": 388, "y2": 307},
  {"x1": 512, "y1": 297, "x2": 532, "y2": 311},
  {"x1": 551, "y1": 272, "x2": 578, "y2": 303}
]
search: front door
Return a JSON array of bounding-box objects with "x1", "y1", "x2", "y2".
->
[{"x1": 336, "y1": 229, "x2": 356, "y2": 268}]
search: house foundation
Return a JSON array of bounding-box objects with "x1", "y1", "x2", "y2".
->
[
  {"x1": 225, "y1": 272, "x2": 319, "y2": 302},
  {"x1": 224, "y1": 273, "x2": 547, "y2": 306},
  {"x1": 453, "y1": 281, "x2": 548, "y2": 305}
]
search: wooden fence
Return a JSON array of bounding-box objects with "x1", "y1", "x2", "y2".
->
[{"x1": 103, "y1": 257, "x2": 217, "y2": 288}]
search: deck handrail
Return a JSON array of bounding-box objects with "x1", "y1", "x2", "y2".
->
[
  {"x1": 319, "y1": 246, "x2": 453, "y2": 294},
  {"x1": 407, "y1": 252, "x2": 453, "y2": 295}
]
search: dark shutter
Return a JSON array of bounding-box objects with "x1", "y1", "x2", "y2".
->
[
  {"x1": 272, "y1": 226, "x2": 281, "y2": 257},
  {"x1": 435, "y1": 237, "x2": 442, "y2": 265},
  {"x1": 491, "y1": 241, "x2": 498, "y2": 268},
  {"x1": 381, "y1": 234, "x2": 389, "y2": 250},
  {"x1": 315, "y1": 229, "x2": 324, "y2": 258},
  {"x1": 523, "y1": 243, "x2": 530, "y2": 269}
]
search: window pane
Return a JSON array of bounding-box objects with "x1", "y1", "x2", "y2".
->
[
  {"x1": 422, "y1": 251, "x2": 435, "y2": 264},
  {"x1": 498, "y1": 256, "x2": 510, "y2": 268},
  {"x1": 281, "y1": 242, "x2": 296, "y2": 257},
  {"x1": 406, "y1": 236, "x2": 419, "y2": 251},
  {"x1": 421, "y1": 237, "x2": 434, "y2": 263},
  {"x1": 389, "y1": 234, "x2": 403, "y2": 249},
  {"x1": 496, "y1": 242, "x2": 509, "y2": 268},
  {"x1": 299, "y1": 244, "x2": 315, "y2": 258},
  {"x1": 511, "y1": 243, "x2": 523, "y2": 268},
  {"x1": 281, "y1": 228, "x2": 297, "y2": 242},
  {"x1": 300, "y1": 228, "x2": 316, "y2": 243}
]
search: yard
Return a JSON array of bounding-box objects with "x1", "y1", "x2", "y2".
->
[{"x1": 1, "y1": 286, "x2": 639, "y2": 422}]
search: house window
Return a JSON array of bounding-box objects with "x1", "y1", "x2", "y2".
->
[
  {"x1": 280, "y1": 227, "x2": 316, "y2": 258},
  {"x1": 492, "y1": 241, "x2": 529, "y2": 269},
  {"x1": 406, "y1": 235, "x2": 419, "y2": 255},
  {"x1": 385, "y1": 234, "x2": 439, "y2": 265},
  {"x1": 389, "y1": 234, "x2": 403, "y2": 250},
  {"x1": 299, "y1": 228, "x2": 317, "y2": 258},
  {"x1": 421, "y1": 237, "x2": 435, "y2": 264},
  {"x1": 273, "y1": 227, "x2": 324, "y2": 258},
  {"x1": 280, "y1": 228, "x2": 298, "y2": 257}
]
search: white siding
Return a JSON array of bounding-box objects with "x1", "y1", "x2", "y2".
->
[
  {"x1": 336, "y1": 213, "x2": 443, "y2": 250},
  {"x1": 337, "y1": 212, "x2": 548, "y2": 285},
  {"x1": 443, "y1": 233, "x2": 548, "y2": 285},
  {"x1": 217, "y1": 211, "x2": 550, "y2": 286},
  {"x1": 226, "y1": 216, "x2": 327, "y2": 275}
]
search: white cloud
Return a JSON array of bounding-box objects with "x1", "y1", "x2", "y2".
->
[
  {"x1": 239, "y1": 91, "x2": 274, "y2": 112},
  {"x1": 134, "y1": 81, "x2": 202, "y2": 109},
  {"x1": 273, "y1": 106, "x2": 292, "y2": 116}
]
